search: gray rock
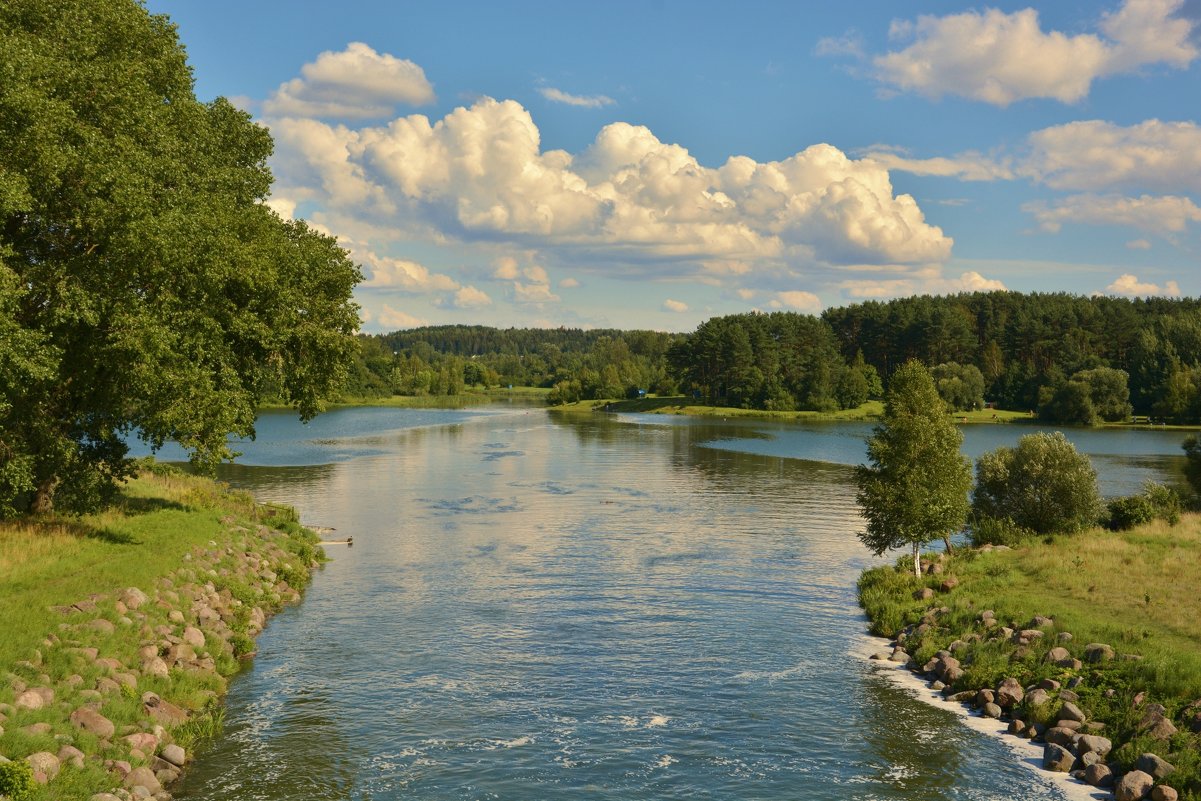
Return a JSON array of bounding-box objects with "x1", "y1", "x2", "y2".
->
[
  {"x1": 975, "y1": 689, "x2": 995, "y2": 707},
  {"x1": 90, "y1": 794, "x2": 124, "y2": 801},
  {"x1": 982, "y1": 702, "x2": 1002, "y2": 718},
  {"x1": 1115, "y1": 770, "x2": 1154, "y2": 801},
  {"x1": 1044, "y1": 726, "x2": 1078, "y2": 747},
  {"x1": 124, "y1": 765, "x2": 163, "y2": 794},
  {"x1": 1075, "y1": 734, "x2": 1112, "y2": 757},
  {"x1": 1044, "y1": 646, "x2": 1071, "y2": 663},
  {"x1": 1084, "y1": 763, "x2": 1115, "y2": 788},
  {"x1": 996, "y1": 677, "x2": 1024, "y2": 707},
  {"x1": 1007, "y1": 719, "x2": 1025, "y2": 735},
  {"x1": 26, "y1": 751, "x2": 61, "y2": 783},
  {"x1": 1059, "y1": 701, "x2": 1086, "y2": 723},
  {"x1": 1042, "y1": 743, "x2": 1075, "y2": 772},
  {"x1": 1028, "y1": 615, "x2": 1054, "y2": 628},
  {"x1": 1084, "y1": 643, "x2": 1115, "y2": 662},
  {"x1": 160, "y1": 743, "x2": 186, "y2": 767},
  {"x1": 14, "y1": 688, "x2": 46, "y2": 710},
  {"x1": 1025, "y1": 688, "x2": 1051, "y2": 707},
  {"x1": 1137, "y1": 710, "x2": 1177, "y2": 740},
  {"x1": 1151, "y1": 786, "x2": 1179, "y2": 801},
  {"x1": 71, "y1": 706, "x2": 116, "y2": 739},
  {"x1": 914, "y1": 587, "x2": 935, "y2": 601},
  {"x1": 1136, "y1": 752, "x2": 1175, "y2": 779},
  {"x1": 119, "y1": 587, "x2": 149, "y2": 610}
]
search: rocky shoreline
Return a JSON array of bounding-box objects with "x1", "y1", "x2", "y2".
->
[
  {"x1": 0, "y1": 506, "x2": 322, "y2": 801},
  {"x1": 861, "y1": 557, "x2": 1201, "y2": 801}
]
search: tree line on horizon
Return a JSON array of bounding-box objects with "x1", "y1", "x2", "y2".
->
[{"x1": 347, "y1": 291, "x2": 1201, "y2": 423}]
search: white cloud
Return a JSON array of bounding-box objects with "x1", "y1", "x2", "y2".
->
[
  {"x1": 378, "y1": 304, "x2": 428, "y2": 329},
  {"x1": 538, "y1": 87, "x2": 615, "y2": 108},
  {"x1": 736, "y1": 288, "x2": 757, "y2": 300},
  {"x1": 873, "y1": 0, "x2": 1196, "y2": 106},
  {"x1": 1024, "y1": 193, "x2": 1201, "y2": 233},
  {"x1": 1126, "y1": 238, "x2": 1153, "y2": 250},
  {"x1": 513, "y1": 281, "x2": 561, "y2": 303},
  {"x1": 838, "y1": 269, "x2": 1007, "y2": 299},
  {"x1": 768, "y1": 290, "x2": 823, "y2": 314},
  {"x1": 864, "y1": 150, "x2": 1014, "y2": 181},
  {"x1": 1025, "y1": 119, "x2": 1201, "y2": 193},
  {"x1": 1105, "y1": 273, "x2": 1181, "y2": 296},
  {"x1": 663, "y1": 299, "x2": 690, "y2": 313},
  {"x1": 814, "y1": 31, "x2": 866, "y2": 59},
  {"x1": 451, "y1": 285, "x2": 492, "y2": 308},
  {"x1": 559, "y1": 277, "x2": 581, "y2": 288},
  {"x1": 263, "y1": 42, "x2": 434, "y2": 119},
  {"x1": 358, "y1": 250, "x2": 460, "y2": 292}
]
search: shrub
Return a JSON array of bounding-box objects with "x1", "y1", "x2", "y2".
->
[
  {"x1": 1106, "y1": 482, "x2": 1182, "y2": 530},
  {"x1": 972, "y1": 432, "x2": 1102, "y2": 535},
  {"x1": 0, "y1": 760, "x2": 36, "y2": 801},
  {"x1": 968, "y1": 514, "x2": 1036, "y2": 547}
]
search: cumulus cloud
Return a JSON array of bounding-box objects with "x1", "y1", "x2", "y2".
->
[
  {"x1": 358, "y1": 250, "x2": 460, "y2": 292},
  {"x1": 662, "y1": 299, "x2": 690, "y2": 313},
  {"x1": 378, "y1": 304, "x2": 428, "y2": 328},
  {"x1": 1024, "y1": 193, "x2": 1201, "y2": 233},
  {"x1": 768, "y1": 290, "x2": 823, "y2": 313},
  {"x1": 513, "y1": 282, "x2": 561, "y2": 303},
  {"x1": 872, "y1": 0, "x2": 1196, "y2": 106},
  {"x1": 814, "y1": 31, "x2": 866, "y2": 59},
  {"x1": 1106, "y1": 273, "x2": 1181, "y2": 296},
  {"x1": 559, "y1": 277, "x2": 581, "y2": 288},
  {"x1": 269, "y1": 97, "x2": 952, "y2": 283},
  {"x1": 450, "y1": 285, "x2": 492, "y2": 308},
  {"x1": 263, "y1": 42, "x2": 435, "y2": 119},
  {"x1": 1025, "y1": 119, "x2": 1201, "y2": 193},
  {"x1": 838, "y1": 269, "x2": 1007, "y2": 299},
  {"x1": 538, "y1": 87, "x2": 615, "y2": 108},
  {"x1": 1126, "y1": 238, "x2": 1153, "y2": 249}
]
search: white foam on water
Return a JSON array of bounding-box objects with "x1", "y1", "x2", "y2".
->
[
  {"x1": 645, "y1": 714, "x2": 671, "y2": 728},
  {"x1": 495, "y1": 736, "x2": 534, "y2": 748},
  {"x1": 732, "y1": 663, "x2": 806, "y2": 682},
  {"x1": 855, "y1": 633, "x2": 1109, "y2": 801},
  {"x1": 654, "y1": 754, "x2": 677, "y2": 768}
]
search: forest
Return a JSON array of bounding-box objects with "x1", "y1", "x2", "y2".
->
[{"x1": 343, "y1": 291, "x2": 1201, "y2": 424}]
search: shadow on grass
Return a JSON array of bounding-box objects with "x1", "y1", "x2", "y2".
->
[
  {"x1": 19, "y1": 518, "x2": 143, "y2": 546},
  {"x1": 118, "y1": 494, "x2": 189, "y2": 516},
  {"x1": 599, "y1": 396, "x2": 690, "y2": 413}
]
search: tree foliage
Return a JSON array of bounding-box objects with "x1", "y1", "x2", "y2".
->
[
  {"x1": 972, "y1": 432, "x2": 1102, "y2": 535},
  {"x1": 855, "y1": 360, "x2": 972, "y2": 576},
  {"x1": 0, "y1": 0, "x2": 361, "y2": 515},
  {"x1": 932, "y1": 361, "x2": 985, "y2": 411}
]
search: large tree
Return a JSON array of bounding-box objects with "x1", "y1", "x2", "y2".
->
[
  {"x1": 0, "y1": 0, "x2": 361, "y2": 515},
  {"x1": 855, "y1": 360, "x2": 972, "y2": 577},
  {"x1": 972, "y1": 432, "x2": 1101, "y2": 535}
]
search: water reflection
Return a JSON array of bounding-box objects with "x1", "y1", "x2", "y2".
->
[{"x1": 174, "y1": 409, "x2": 1181, "y2": 801}]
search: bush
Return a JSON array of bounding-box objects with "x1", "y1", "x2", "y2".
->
[
  {"x1": 972, "y1": 432, "x2": 1102, "y2": 535},
  {"x1": 1107, "y1": 482, "x2": 1182, "y2": 530},
  {"x1": 968, "y1": 514, "x2": 1036, "y2": 547},
  {"x1": 0, "y1": 760, "x2": 36, "y2": 801}
]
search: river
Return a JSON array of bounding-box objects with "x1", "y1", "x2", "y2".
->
[{"x1": 144, "y1": 407, "x2": 1186, "y2": 800}]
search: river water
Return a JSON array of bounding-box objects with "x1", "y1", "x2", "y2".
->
[{"x1": 153, "y1": 407, "x2": 1186, "y2": 800}]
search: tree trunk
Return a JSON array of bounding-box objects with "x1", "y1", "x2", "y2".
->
[
  {"x1": 942, "y1": 534, "x2": 954, "y2": 555},
  {"x1": 912, "y1": 541, "x2": 921, "y2": 579},
  {"x1": 31, "y1": 476, "x2": 59, "y2": 515}
]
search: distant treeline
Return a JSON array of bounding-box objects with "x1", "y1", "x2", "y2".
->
[{"x1": 340, "y1": 291, "x2": 1201, "y2": 423}]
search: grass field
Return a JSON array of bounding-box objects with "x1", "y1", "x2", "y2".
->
[
  {"x1": 860, "y1": 514, "x2": 1201, "y2": 797},
  {"x1": 548, "y1": 397, "x2": 1040, "y2": 424}
]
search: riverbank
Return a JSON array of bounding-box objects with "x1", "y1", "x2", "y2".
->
[
  {"x1": 257, "y1": 386, "x2": 551, "y2": 412},
  {"x1": 0, "y1": 464, "x2": 323, "y2": 801},
  {"x1": 858, "y1": 515, "x2": 1201, "y2": 800}
]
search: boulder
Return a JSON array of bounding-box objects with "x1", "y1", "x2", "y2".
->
[
  {"x1": 982, "y1": 702, "x2": 1003, "y2": 719},
  {"x1": 1083, "y1": 763, "x2": 1115, "y2": 788},
  {"x1": 56, "y1": 745, "x2": 85, "y2": 769},
  {"x1": 182, "y1": 626, "x2": 205, "y2": 648},
  {"x1": 87, "y1": 618, "x2": 116, "y2": 634},
  {"x1": 1044, "y1": 727, "x2": 1077, "y2": 747},
  {"x1": 90, "y1": 794, "x2": 124, "y2": 801},
  {"x1": 70, "y1": 707, "x2": 116, "y2": 739},
  {"x1": 1136, "y1": 753, "x2": 1175, "y2": 780},
  {"x1": 119, "y1": 587, "x2": 149, "y2": 610},
  {"x1": 1042, "y1": 743, "x2": 1075, "y2": 772},
  {"x1": 1115, "y1": 770, "x2": 1154, "y2": 801},
  {"x1": 975, "y1": 689, "x2": 995, "y2": 707},
  {"x1": 939, "y1": 577, "x2": 959, "y2": 592},
  {"x1": 1059, "y1": 701, "x2": 1086, "y2": 723},
  {"x1": 1044, "y1": 646, "x2": 1071, "y2": 664},
  {"x1": 1151, "y1": 786, "x2": 1179, "y2": 801},
  {"x1": 14, "y1": 688, "x2": 46, "y2": 710},
  {"x1": 1025, "y1": 688, "x2": 1051, "y2": 707},
  {"x1": 124, "y1": 765, "x2": 162, "y2": 794},
  {"x1": 142, "y1": 657, "x2": 170, "y2": 678},
  {"x1": 1075, "y1": 734, "x2": 1112, "y2": 757},
  {"x1": 1007, "y1": 719, "x2": 1025, "y2": 735},
  {"x1": 124, "y1": 732, "x2": 159, "y2": 753},
  {"x1": 26, "y1": 751, "x2": 61, "y2": 783},
  {"x1": 160, "y1": 743, "x2": 186, "y2": 767},
  {"x1": 1084, "y1": 643, "x2": 1115, "y2": 663},
  {"x1": 142, "y1": 692, "x2": 188, "y2": 726},
  {"x1": 1137, "y1": 710, "x2": 1177, "y2": 740},
  {"x1": 914, "y1": 587, "x2": 935, "y2": 601},
  {"x1": 996, "y1": 677, "x2": 1024, "y2": 707}
]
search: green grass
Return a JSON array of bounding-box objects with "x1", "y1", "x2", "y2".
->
[
  {"x1": 860, "y1": 514, "x2": 1201, "y2": 799},
  {"x1": 548, "y1": 396, "x2": 887, "y2": 420},
  {"x1": 260, "y1": 386, "x2": 551, "y2": 411},
  {"x1": 0, "y1": 469, "x2": 322, "y2": 800}
]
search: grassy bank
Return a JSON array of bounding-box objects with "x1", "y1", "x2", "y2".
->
[
  {"x1": 258, "y1": 386, "x2": 551, "y2": 412},
  {"x1": 549, "y1": 396, "x2": 1034, "y2": 424},
  {"x1": 860, "y1": 515, "x2": 1201, "y2": 798},
  {"x1": 0, "y1": 466, "x2": 323, "y2": 800}
]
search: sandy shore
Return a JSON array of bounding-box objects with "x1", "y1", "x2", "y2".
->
[{"x1": 854, "y1": 632, "x2": 1110, "y2": 801}]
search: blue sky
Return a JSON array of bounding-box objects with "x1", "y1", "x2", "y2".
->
[{"x1": 148, "y1": 0, "x2": 1201, "y2": 332}]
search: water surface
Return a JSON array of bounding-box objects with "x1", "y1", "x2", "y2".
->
[{"x1": 160, "y1": 409, "x2": 1184, "y2": 800}]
